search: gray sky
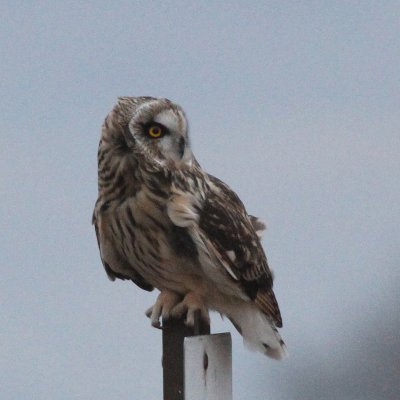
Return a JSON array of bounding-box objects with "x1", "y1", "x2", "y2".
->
[{"x1": 1, "y1": 1, "x2": 399, "y2": 399}]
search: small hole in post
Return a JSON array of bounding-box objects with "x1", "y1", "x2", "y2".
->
[{"x1": 203, "y1": 352, "x2": 209, "y2": 370}]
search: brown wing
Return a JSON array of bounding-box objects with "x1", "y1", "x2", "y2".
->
[
  {"x1": 93, "y1": 211, "x2": 117, "y2": 281},
  {"x1": 92, "y1": 209, "x2": 154, "y2": 292},
  {"x1": 199, "y1": 174, "x2": 282, "y2": 327}
]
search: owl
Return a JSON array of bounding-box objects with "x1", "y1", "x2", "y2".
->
[{"x1": 93, "y1": 97, "x2": 287, "y2": 359}]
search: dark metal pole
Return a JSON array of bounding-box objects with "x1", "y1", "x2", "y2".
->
[{"x1": 162, "y1": 314, "x2": 210, "y2": 400}]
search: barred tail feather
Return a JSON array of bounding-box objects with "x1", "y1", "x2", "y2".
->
[{"x1": 224, "y1": 302, "x2": 288, "y2": 360}]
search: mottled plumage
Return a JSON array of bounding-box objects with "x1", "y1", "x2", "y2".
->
[{"x1": 93, "y1": 96, "x2": 287, "y2": 359}]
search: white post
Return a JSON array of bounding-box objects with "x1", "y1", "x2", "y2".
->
[
  {"x1": 162, "y1": 316, "x2": 210, "y2": 400},
  {"x1": 184, "y1": 333, "x2": 232, "y2": 400}
]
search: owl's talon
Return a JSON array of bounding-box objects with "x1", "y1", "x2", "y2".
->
[
  {"x1": 171, "y1": 292, "x2": 209, "y2": 327},
  {"x1": 146, "y1": 290, "x2": 181, "y2": 328},
  {"x1": 153, "y1": 320, "x2": 162, "y2": 329},
  {"x1": 145, "y1": 306, "x2": 153, "y2": 318}
]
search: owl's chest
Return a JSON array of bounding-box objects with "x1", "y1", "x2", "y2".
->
[
  {"x1": 130, "y1": 188, "x2": 168, "y2": 225},
  {"x1": 100, "y1": 169, "x2": 202, "y2": 274},
  {"x1": 111, "y1": 188, "x2": 177, "y2": 260}
]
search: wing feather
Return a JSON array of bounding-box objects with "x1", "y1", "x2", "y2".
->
[
  {"x1": 92, "y1": 210, "x2": 154, "y2": 291},
  {"x1": 199, "y1": 174, "x2": 282, "y2": 326},
  {"x1": 167, "y1": 173, "x2": 282, "y2": 326}
]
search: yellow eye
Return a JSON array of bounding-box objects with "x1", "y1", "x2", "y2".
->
[{"x1": 148, "y1": 125, "x2": 163, "y2": 138}]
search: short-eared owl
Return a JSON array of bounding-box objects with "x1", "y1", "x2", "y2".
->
[{"x1": 93, "y1": 97, "x2": 286, "y2": 359}]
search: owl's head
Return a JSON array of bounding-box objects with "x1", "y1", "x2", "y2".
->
[{"x1": 106, "y1": 96, "x2": 193, "y2": 170}]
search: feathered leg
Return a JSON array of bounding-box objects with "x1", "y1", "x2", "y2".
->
[
  {"x1": 145, "y1": 290, "x2": 181, "y2": 328},
  {"x1": 171, "y1": 292, "x2": 210, "y2": 327}
]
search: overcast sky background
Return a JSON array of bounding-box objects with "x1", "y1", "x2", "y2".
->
[{"x1": 1, "y1": 2, "x2": 399, "y2": 399}]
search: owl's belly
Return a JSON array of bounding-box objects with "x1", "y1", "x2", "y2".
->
[
  {"x1": 99, "y1": 198, "x2": 204, "y2": 294},
  {"x1": 126, "y1": 222, "x2": 204, "y2": 293}
]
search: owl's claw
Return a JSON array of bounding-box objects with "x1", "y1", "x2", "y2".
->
[
  {"x1": 146, "y1": 290, "x2": 181, "y2": 329},
  {"x1": 171, "y1": 292, "x2": 210, "y2": 327}
]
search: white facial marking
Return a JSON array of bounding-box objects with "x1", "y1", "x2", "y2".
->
[
  {"x1": 152, "y1": 109, "x2": 192, "y2": 166},
  {"x1": 154, "y1": 110, "x2": 182, "y2": 134}
]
